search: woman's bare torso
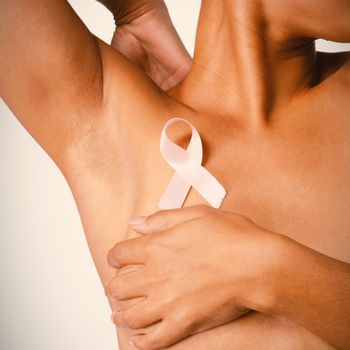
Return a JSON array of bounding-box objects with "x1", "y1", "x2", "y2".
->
[
  {"x1": 62, "y1": 41, "x2": 350, "y2": 349},
  {"x1": 1, "y1": 0, "x2": 349, "y2": 348}
]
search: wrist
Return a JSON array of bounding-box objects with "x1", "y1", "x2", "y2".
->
[
  {"x1": 97, "y1": 0, "x2": 165, "y2": 25},
  {"x1": 241, "y1": 232, "x2": 291, "y2": 315}
]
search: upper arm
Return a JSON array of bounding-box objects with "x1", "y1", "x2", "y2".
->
[
  {"x1": 265, "y1": 0, "x2": 350, "y2": 43},
  {"x1": 0, "y1": 0, "x2": 105, "y2": 162}
]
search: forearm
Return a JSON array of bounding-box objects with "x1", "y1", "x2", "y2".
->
[
  {"x1": 263, "y1": 236, "x2": 350, "y2": 349},
  {"x1": 117, "y1": 311, "x2": 327, "y2": 350}
]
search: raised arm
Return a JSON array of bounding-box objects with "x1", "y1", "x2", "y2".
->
[
  {"x1": 264, "y1": 0, "x2": 350, "y2": 81},
  {"x1": 0, "y1": 0, "x2": 105, "y2": 163},
  {"x1": 264, "y1": 0, "x2": 350, "y2": 43},
  {"x1": 0, "y1": 0, "x2": 191, "y2": 167},
  {"x1": 96, "y1": 0, "x2": 192, "y2": 90}
]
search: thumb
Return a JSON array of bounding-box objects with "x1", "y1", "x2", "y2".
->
[{"x1": 127, "y1": 204, "x2": 212, "y2": 235}]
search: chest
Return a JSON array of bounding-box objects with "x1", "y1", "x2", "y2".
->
[{"x1": 128, "y1": 111, "x2": 350, "y2": 262}]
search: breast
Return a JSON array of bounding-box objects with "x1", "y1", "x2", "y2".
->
[
  {"x1": 130, "y1": 112, "x2": 350, "y2": 264},
  {"x1": 114, "y1": 113, "x2": 347, "y2": 350},
  {"x1": 68, "y1": 103, "x2": 348, "y2": 350}
]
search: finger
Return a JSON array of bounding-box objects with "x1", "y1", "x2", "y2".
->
[
  {"x1": 112, "y1": 297, "x2": 163, "y2": 330},
  {"x1": 108, "y1": 265, "x2": 145, "y2": 305},
  {"x1": 107, "y1": 236, "x2": 149, "y2": 268},
  {"x1": 111, "y1": 296, "x2": 146, "y2": 313},
  {"x1": 105, "y1": 266, "x2": 150, "y2": 301},
  {"x1": 117, "y1": 264, "x2": 144, "y2": 276},
  {"x1": 128, "y1": 204, "x2": 214, "y2": 235},
  {"x1": 129, "y1": 314, "x2": 194, "y2": 350}
]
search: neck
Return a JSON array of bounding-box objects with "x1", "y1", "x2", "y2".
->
[{"x1": 170, "y1": 0, "x2": 317, "y2": 126}]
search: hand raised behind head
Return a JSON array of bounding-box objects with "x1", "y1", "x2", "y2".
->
[{"x1": 104, "y1": 0, "x2": 192, "y2": 91}]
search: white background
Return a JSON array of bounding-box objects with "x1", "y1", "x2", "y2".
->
[{"x1": 0, "y1": 1, "x2": 349, "y2": 349}]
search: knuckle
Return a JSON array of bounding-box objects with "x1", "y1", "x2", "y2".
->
[
  {"x1": 196, "y1": 203, "x2": 210, "y2": 211},
  {"x1": 183, "y1": 312, "x2": 198, "y2": 334},
  {"x1": 105, "y1": 278, "x2": 123, "y2": 299},
  {"x1": 121, "y1": 309, "x2": 139, "y2": 330},
  {"x1": 161, "y1": 289, "x2": 176, "y2": 307},
  {"x1": 107, "y1": 243, "x2": 123, "y2": 267},
  {"x1": 144, "y1": 236, "x2": 164, "y2": 256},
  {"x1": 156, "y1": 209, "x2": 167, "y2": 216},
  {"x1": 194, "y1": 204, "x2": 212, "y2": 218},
  {"x1": 105, "y1": 279, "x2": 117, "y2": 299},
  {"x1": 106, "y1": 249, "x2": 114, "y2": 267},
  {"x1": 133, "y1": 341, "x2": 148, "y2": 350},
  {"x1": 196, "y1": 204, "x2": 211, "y2": 213},
  {"x1": 234, "y1": 214, "x2": 253, "y2": 227},
  {"x1": 152, "y1": 211, "x2": 169, "y2": 228},
  {"x1": 144, "y1": 237, "x2": 155, "y2": 254},
  {"x1": 113, "y1": 311, "x2": 124, "y2": 327},
  {"x1": 171, "y1": 306, "x2": 196, "y2": 333},
  {"x1": 137, "y1": 334, "x2": 163, "y2": 350},
  {"x1": 151, "y1": 210, "x2": 166, "y2": 222}
]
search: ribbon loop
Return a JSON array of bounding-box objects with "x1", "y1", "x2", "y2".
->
[{"x1": 158, "y1": 117, "x2": 227, "y2": 209}]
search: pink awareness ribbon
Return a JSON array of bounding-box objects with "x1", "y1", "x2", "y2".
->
[{"x1": 157, "y1": 117, "x2": 227, "y2": 209}]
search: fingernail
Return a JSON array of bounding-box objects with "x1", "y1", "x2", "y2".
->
[
  {"x1": 128, "y1": 216, "x2": 148, "y2": 226},
  {"x1": 127, "y1": 339, "x2": 138, "y2": 349}
]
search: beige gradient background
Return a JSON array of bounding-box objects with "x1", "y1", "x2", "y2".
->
[{"x1": 0, "y1": 1, "x2": 349, "y2": 349}]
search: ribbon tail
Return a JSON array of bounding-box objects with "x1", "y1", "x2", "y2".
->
[
  {"x1": 175, "y1": 160, "x2": 227, "y2": 209},
  {"x1": 158, "y1": 172, "x2": 191, "y2": 209}
]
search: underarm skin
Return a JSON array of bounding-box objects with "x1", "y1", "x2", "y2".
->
[{"x1": 2, "y1": 1, "x2": 349, "y2": 349}]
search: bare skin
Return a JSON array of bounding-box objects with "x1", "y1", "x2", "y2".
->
[
  {"x1": 106, "y1": 206, "x2": 350, "y2": 349},
  {"x1": 1, "y1": 0, "x2": 350, "y2": 349}
]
